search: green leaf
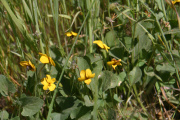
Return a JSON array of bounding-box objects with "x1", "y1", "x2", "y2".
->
[
  {"x1": 104, "y1": 30, "x2": 119, "y2": 47},
  {"x1": 165, "y1": 53, "x2": 180, "y2": 70},
  {"x1": 26, "y1": 71, "x2": 35, "y2": 93},
  {"x1": 84, "y1": 95, "x2": 94, "y2": 107},
  {"x1": 77, "y1": 57, "x2": 91, "y2": 71},
  {"x1": 0, "y1": 75, "x2": 16, "y2": 96},
  {"x1": 144, "y1": 66, "x2": 162, "y2": 82},
  {"x1": 22, "y1": 0, "x2": 33, "y2": 23},
  {"x1": 70, "y1": 106, "x2": 92, "y2": 120},
  {"x1": 134, "y1": 22, "x2": 145, "y2": 37},
  {"x1": 0, "y1": 110, "x2": 9, "y2": 120},
  {"x1": 155, "y1": 12, "x2": 164, "y2": 20},
  {"x1": 51, "y1": 113, "x2": 69, "y2": 120},
  {"x1": 155, "y1": 0, "x2": 162, "y2": 10},
  {"x1": 99, "y1": 71, "x2": 122, "y2": 92},
  {"x1": 144, "y1": 66, "x2": 155, "y2": 77},
  {"x1": 86, "y1": 53, "x2": 102, "y2": 64},
  {"x1": 113, "y1": 94, "x2": 123, "y2": 103},
  {"x1": 56, "y1": 96, "x2": 82, "y2": 114},
  {"x1": 133, "y1": 34, "x2": 152, "y2": 60},
  {"x1": 128, "y1": 67, "x2": 142, "y2": 85},
  {"x1": 156, "y1": 63, "x2": 175, "y2": 73},
  {"x1": 124, "y1": 37, "x2": 132, "y2": 51},
  {"x1": 10, "y1": 116, "x2": 20, "y2": 120},
  {"x1": 137, "y1": 60, "x2": 147, "y2": 67},
  {"x1": 118, "y1": 72, "x2": 126, "y2": 82},
  {"x1": 162, "y1": 78, "x2": 176, "y2": 87},
  {"x1": 20, "y1": 96, "x2": 43, "y2": 116},
  {"x1": 1, "y1": 0, "x2": 24, "y2": 33},
  {"x1": 164, "y1": 28, "x2": 180, "y2": 35},
  {"x1": 109, "y1": 47, "x2": 124, "y2": 59}
]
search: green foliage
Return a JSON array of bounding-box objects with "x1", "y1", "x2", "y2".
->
[
  {"x1": 128, "y1": 67, "x2": 142, "y2": 86},
  {"x1": 0, "y1": 110, "x2": 9, "y2": 120},
  {"x1": 0, "y1": 75, "x2": 16, "y2": 96},
  {"x1": 19, "y1": 96, "x2": 44, "y2": 117},
  {"x1": 1, "y1": 0, "x2": 180, "y2": 119},
  {"x1": 99, "y1": 70, "x2": 123, "y2": 92}
]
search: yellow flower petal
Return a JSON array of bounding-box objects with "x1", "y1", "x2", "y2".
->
[
  {"x1": 46, "y1": 75, "x2": 56, "y2": 84},
  {"x1": 103, "y1": 44, "x2": 110, "y2": 52},
  {"x1": 93, "y1": 40, "x2": 104, "y2": 48},
  {"x1": 49, "y1": 57, "x2": 55, "y2": 66},
  {"x1": 42, "y1": 79, "x2": 49, "y2": 90},
  {"x1": 46, "y1": 75, "x2": 52, "y2": 83},
  {"x1": 40, "y1": 56, "x2": 49, "y2": 64},
  {"x1": 172, "y1": 1, "x2": 176, "y2": 4},
  {"x1": 93, "y1": 40, "x2": 110, "y2": 52},
  {"x1": 39, "y1": 53, "x2": 55, "y2": 66},
  {"x1": 20, "y1": 61, "x2": 29, "y2": 66},
  {"x1": 107, "y1": 61, "x2": 115, "y2": 66},
  {"x1": 39, "y1": 52, "x2": 47, "y2": 56},
  {"x1": 116, "y1": 62, "x2": 122, "y2": 66},
  {"x1": 43, "y1": 84, "x2": 49, "y2": 90},
  {"x1": 71, "y1": 31, "x2": 78, "y2": 36},
  {"x1": 28, "y1": 60, "x2": 35, "y2": 71},
  {"x1": 66, "y1": 32, "x2": 72, "y2": 37},
  {"x1": 86, "y1": 69, "x2": 95, "y2": 78},
  {"x1": 107, "y1": 59, "x2": 122, "y2": 70},
  {"x1": 39, "y1": 53, "x2": 49, "y2": 63},
  {"x1": 51, "y1": 78, "x2": 56, "y2": 84},
  {"x1": 41, "y1": 75, "x2": 56, "y2": 91},
  {"x1": 84, "y1": 79, "x2": 91, "y2": 85},
  {"x1": 172, "y1": 0, "x2": 180, "y2": 4},
  {"x1": 20, "y1": 60, "x2": 35, "y2": 71},
  {"x1": 41, "y1": 78, "x2": 46, "y2": 85},
  {"x1": 49, "y1": 83, "x2": 56, "y2": 91},
  {"x1": 78, "y1": 70, "x2": 86, "y2": 81},
  {"x1": 112, "y1": 65, "x2": 117, "y2": 70}
]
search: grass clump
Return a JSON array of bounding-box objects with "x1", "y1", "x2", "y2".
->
[{"x1": 0, "y1": 0, "x2": 180, "y2": 119}]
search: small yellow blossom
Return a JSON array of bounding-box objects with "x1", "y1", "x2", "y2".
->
[
  {"x1": 93, "y1": 40, "x2": 110, "y2": 52},
  {"x1": 39, "y1": 53, "x2": 55, "y2": 66},
  {"x1": 65, "y1": 31, "x2": 78, "y2": 37},
  {"x1": 107, "y1": 58, "x2": 122, "y2": 70},
  {"x1": 172, "y1": 0, "x2": 180, "y2": 4},
  {"x1": 20, "y1": 60, "x2": 35, "y2": 71},
  {"x1": 41, "y1": 75, "x2": 56, "y2": 91},
  {"x1": 78, "y1": 69, "x2": 95, "y2": 85}
]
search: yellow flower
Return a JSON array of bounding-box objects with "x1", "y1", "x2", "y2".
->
[
  {"x1": 107, "y1": 58, "x2": 122, "y2": 70},
  {"x1": 78, "y1": 69, "x2": 95, "y2": 85},
  {"x1": 172, "y1": 0, "x2": 180, "y2": 4},
  {"x1": 39, "y1": 53, "x2": 55, "y2": 66},
  {"x1": 20, "y1": 60, "x2": 35, "y2": 71},
  {"x1": 93, "y1": 40, "x2": 110, "y2": 52},
  {"x1": 41, "y1": 75, "x2": 56, "y2": 91},
  {"x1": 65, "y1": 31, "x2": 78, "y2": 37}
]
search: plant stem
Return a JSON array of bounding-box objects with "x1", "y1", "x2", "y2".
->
[
  {"x1": 92, "y1": 77, "x2": 98, "y2": 120},
  {"x1": 132, "y1": 85, "x2": 147, "y2": 112},
  {"x1": 87, "y1": 0, "x2": 93, "y2": 53}
]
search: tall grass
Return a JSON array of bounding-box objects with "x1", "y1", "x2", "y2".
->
[{"x1": 0, "y1": 0, "x2": 180, "y2": 119}]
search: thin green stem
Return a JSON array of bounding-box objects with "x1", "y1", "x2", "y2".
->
[
  {"x1": 60, "y1": 1, "x2": 68, "y2": 54},
  {"x1": 46, "y1": 1, "x2": 95, "y2": 119},
  {"x1": 132, "y1": 85, "x2": 147, "y2": 113},
  {"x1": 87, "y1": 0, "x2": 93, "y2": 53},
  {"x1": 33, "y1": 0, "x2": 44, "y2": 54},
  {"x1": 161, "y1": 0, "x2": 168, "y2": 21},
  {"x1": 50, "y1": 0, "x2": 65, "y2": 56}
]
